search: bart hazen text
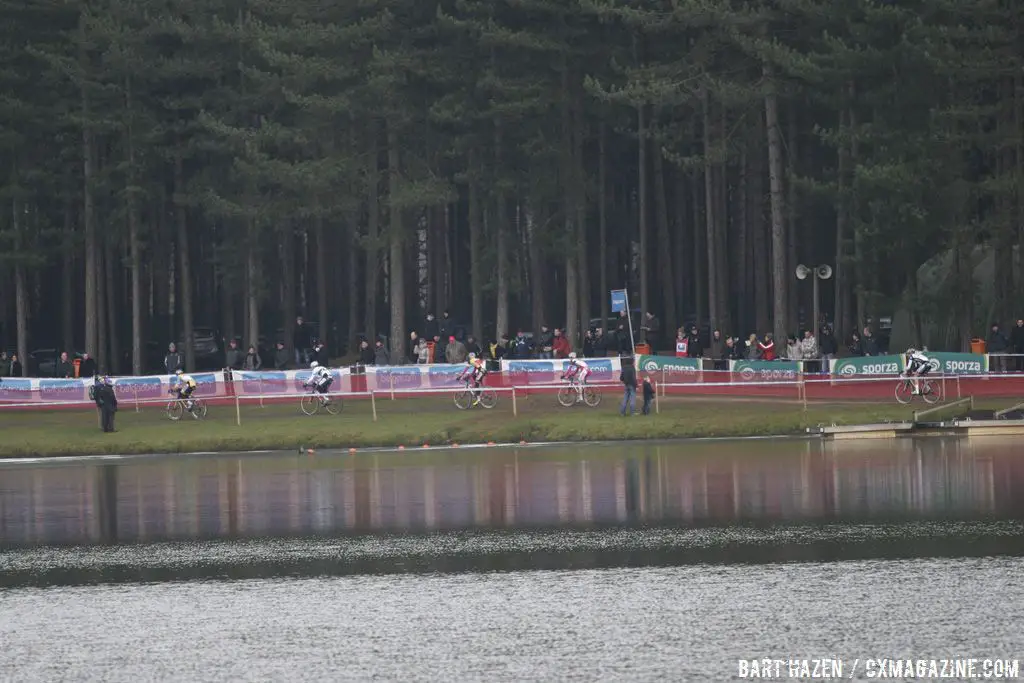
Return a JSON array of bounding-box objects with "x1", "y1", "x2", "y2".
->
[{"x1": 737, "y1": 657, "x2": 1021, "y2": 679}]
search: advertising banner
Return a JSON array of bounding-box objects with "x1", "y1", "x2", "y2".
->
[
  {"x1": 732, "y1": 360, "x2": 800, "y2": 382},
  {"x1": 927, "y1": 352, "x2": 988, "y2": 375},
  {"x1": 636, "y1": 355, "x2": 701, "y2": 377},
  {"x1": 830, "y1": 355, "x2": 904, "y2": 377}
]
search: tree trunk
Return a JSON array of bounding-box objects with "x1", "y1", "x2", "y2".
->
[
  {"x1": 387, "y1": 121, "x2": 406, "y2": 361},
  {"x1": 786, "y1": 103, "x2": 799, "y2": 333},
  {"x1": 175, "y1": 151, "x2": 195, "y2": 372},
  {"x1": 96, "y1": 238, "x2": 107, "y2": 372},
  {"x1": 364, "y1": 124, "x2": 379, "y2": 342},
  {"x1": 736, "y1": 145, "x2": 750, "y2": 334},
  {"x1": 246, "y1": 220, "x2": 259, "y2": 348},
  {"x1": 702, "y1": 89, "x2": 720, "y2": 333},
  {"x1": 62, "y1": 199, "x2": 75, "y2": 354},
  {"x1": 574, "y1": 93, "x2": 590, "y2": 343},
  {"x1": 468, "y1": 147, "x2": 483, "y2": 342},
  {"x1": 315, "y1": 216, "x2": 329, "y2": 351},
  {"x1": 637, "y1": 103, "x2": 649, "y2": 318},
  {"x1": 528, "y1": 200, "x2": 545, "y2": 331},
  {"x1": 127, "y1": 76, "x2": 143, "y2": 375},
  {"x1": 346, "y1": 218, "x2": 360, "y2": 353},
  {"x1": 12, "y1": 198, "x2": 28, "y2": 377},
  {"x1": 674, "y1": 171, "x2": 689, "y2": 322},
  {"x1": 834, "y1": 97, "x2": 851, "y2": 338},
  {"x1": 764, "y1": 63, "x2": 788, "y2": 345},
  {"x1": 692, "y1": 172, "x2": 706, "y2": 324},
  {"x1": 751, "y1": 122, "x2": 770, "y2": 336},
  {"x1": 105, "y1": 235, "x2": 121, "y2": 374},
  {"x1": 281, "y1": 222, "x2": 296, "y2": 356},
  {"x1": 82, "y1": 67, "x2": 98, "y2": 363},
  {"x1": 494, "y1": 124, "x2": 509, "y2": 343},
  {"x1": 598, "y1": 121, "x2": 609, "y2": 327},
  {"x1": 654, "y1": 141, "x2": 677, "y2": 339}
]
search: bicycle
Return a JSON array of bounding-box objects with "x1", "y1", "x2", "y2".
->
[
  {"x1": 894, "y1": 374, "x2": 942, "y2": 405},
  {"x1": 557, "y1": 379, "x2": 602, "y2": 408},
  {"x1": 166, "y1": 391, "x2": 208, "y2": 421},
  {"x1": 300, "y1": 384, "x2": 342, "y2": 416},
  {"x1": 453, "y1": 380, "x2": 497, "y2": 410}
]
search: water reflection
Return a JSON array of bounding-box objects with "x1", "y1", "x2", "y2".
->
[{"x1": 1, "y1": 437, "x2": 1022, "y2": 547}]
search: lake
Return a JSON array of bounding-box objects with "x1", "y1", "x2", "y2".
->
[{"x1": 1, "y1": 437, "x2": 1022, "y2": 681}]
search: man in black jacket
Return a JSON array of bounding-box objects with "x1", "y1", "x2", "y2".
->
[
  {"x1": 1012, "y1": 319, "x2": 1024, "y2": 372},
  {"x1": 619, "y1": 356, "x2": 637, "y2": 416},
  {"x1": 55, "y1": 351, "x2": 75, "y2": 378},
  {"x1": 93, "y1": 376, "x2": 118, "y2": 433},
  {"x1": 79, "y1": 352, "x2": 97, "y2": 378},
  {"x1": 164, "y1": 343, "x2": 183, "y2": 375},
  {"x1": 293, "y1": 316, "x2": 313, "y2": 366},
  {"x1": 274, "y1": 341, "x2": 290, "y2": 370},
  {"x1": 988, "y1": 323, "x2": 1009, "y2": 372}
]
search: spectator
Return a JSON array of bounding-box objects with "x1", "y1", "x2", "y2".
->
[
  {"x1": 293, "y1": 316, "x2": 313, "y2": 366},
  {"x1": 745, "y1": 333, "x2": 760, "y2": 360},
  {"x1": 243, "y1": 344, "x2": 262, "y2": 370},
  {"x1": 511, "y1": 331, "x2": 531, "y2": 359},
  {"x1": 465, "y1": 335, "x2": 481, "y2": 358},
  {"x1": 79, "y1": 352, "x2": 96, "y2": 378},
  {"x1": 0, "y1": 351, "x2": 7, "y2": 377},
  {"x1": 439, "y1": 310, "x2": 452, "y2": 340},
  {"x1": 7, "y1": 353, "x2": 22, "y2": 377},
  {"x1": 582, "y1": 330, "x2": 595, "y2": 357},
  {"x1": 423, "y1": 313, "x2": 439, "y2": 342},
  {"x1": 446, "y1": 335, "x2": 467, "y2": 363},
  {"x1": 725, "y1": 336, "x2": 741, "y2": 362},
  {"x1": 675, "y1": 327, "x2": 688, "y2": 357},
  {"x1": 552, "y1": 328, "x2": 571, "y2": 358},
  {"x1": 617, "y1": 323, "x2": 632, "y2": 355},
  {"x1": 686, "y1": 325, "x2": 703, "y2": 359},
  {"x1": 492, "y1": 335, "x2": 509, "y2": 361},
  {"x1": 409, "y1": 331, "x2": 420, "y2": 363},
  {"x1": 1012, "y1": 319, "x2": 1024, "y2": 372},
  {"x1": 537, "y1": 325, "x2": 554, "y2": 359},
  {"x1": 224, "y1": 338, "x2": 243, "y2": 370},
  {"x1": 55, "y1": 351, "x2": 74, "y2": 378},
  {"x1": 862, "y1": 326, "x2": 878, "y2": 356},
  {"x1": 619, "y1": 356, "x2": 637, "y2": 416},
  {"x1": 641, "y1": 376, "x2": 655, "y2": 416},
  {"x1": 415, "y1": 337, "x2": 431, "y2": 364},
  {"x1": 759, "y1": 333, "x2": 776, "y2": 361},
  {"x1": 819, "y1": 326, "x2": 838, "y2": 360},
  {"x1": 314, "y1": 340, "x2": 329, "y2": 366},
  {"x1": 641, "y1": 312, "x2": 661, "y2": 351},
  {"x1": 433, "y1": 334, "x2": 447, "y2": 363},
  {"x1": 164, "y1": 342, "x2": 183, "y2": 375},
  {"x1": 274, "y1": 341, "x2": 289, "y2": 370},
  {"x1": 786, "y1": 335, "x2": 800, "y2": 361},
  {"x1": 988, "y1": 322, "x2": 1008, "y2": 373},
  {"x1": 374, "y1": 338, "x2": 391, "y2": 366},
  {"x1": 800, "y1": 330, "x2": 820, "y2": 373},
  {"x1": 93, "y1": 375, "x2": 117, "y2": 433},
  {"x1": 593, "y1": 328, "x2": 608, "y2": 357},
  {"x1": 711, "y1": 330, "x2": 726, "y2": 370},
  {"x1": 358, "y1": 339, "x2": 374, "y2": 366},
  {"x1": 848, "y1": 331, "x2": 864, "y2": 357}
]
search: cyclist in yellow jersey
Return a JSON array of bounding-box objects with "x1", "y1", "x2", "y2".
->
[
  {"x1": 172, "y1": 369, "x2": 199, "y2": 415},
  {"x1": 458, "y1": 353, "x2": 488, "y2": 405}
]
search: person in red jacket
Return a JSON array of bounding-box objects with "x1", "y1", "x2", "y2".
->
[
  {"x1": 758, "y1": 333, "x2": 777, "y2": 361},
  {"x1": 552, "y1": 328, "x2": 571, "y2": 358}
]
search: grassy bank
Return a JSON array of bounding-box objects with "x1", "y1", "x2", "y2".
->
[{"x1": 0, "y1": 392, "x2": 996, "y2": 458}]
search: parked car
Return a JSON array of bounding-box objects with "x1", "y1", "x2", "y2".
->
[
  {"x1": 174, "y1": 327, "x2": 223, "y2": 371},
  {"x1": 27, "y1": 348, "x2": 85, "y2": 377}
]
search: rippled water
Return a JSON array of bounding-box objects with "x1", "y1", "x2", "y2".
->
[{"x1": 2, "y1": 437, "x2": 1023, "y2": 681}]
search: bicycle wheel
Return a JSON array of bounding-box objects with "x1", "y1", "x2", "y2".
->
[
  {"x1": 479, "y1": 389, "x2": 498, "y2": 409},
  {"x1": 922, "y1": 380, "x2": 942, "y2": 405},
  {"x1": 557, "y1": 386, "x2": 576, "y2": 407},
  {"x1": 324, "y1": 397, "x2": 342, "y2": 415},
  {"x1": 453, "y1": 390, "x2": 472, "y2": 410},
  {"x1": 166, "y1": 401, "x2": 183, "y2": 421},
  {"x1": 193, "y1": 399, "x2": 208, "y2": 419},
  {"x1": 300, "y1": 394, "x2": 320, "y2": 416},
  {"x1": 583, "y1": 387, "x2": 602, "y2": 407},
  {"x1": 894, "y1": 381, "x2": 913, "y2": 405}
]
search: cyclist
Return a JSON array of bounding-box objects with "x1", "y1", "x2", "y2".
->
[
  {"x1": 304, "y1": 361, "x2": 334, "y2": 406},
  {"x1": 171, "y1": 369, "x2": 199, "y2": 416},
  {"x1": 561, "y1": 352, "x2": 590, "y2": 403},
  {"x1": 458, "y1": 353, "x2": 488, "y2": 405},
  {"x1": 903, "y1": 347, "x2": 933, "y2": 395}
]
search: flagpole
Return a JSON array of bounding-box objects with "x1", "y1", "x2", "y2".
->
[{"x1": 625, "y1": 289, "x2": 636, "y2": 355}]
